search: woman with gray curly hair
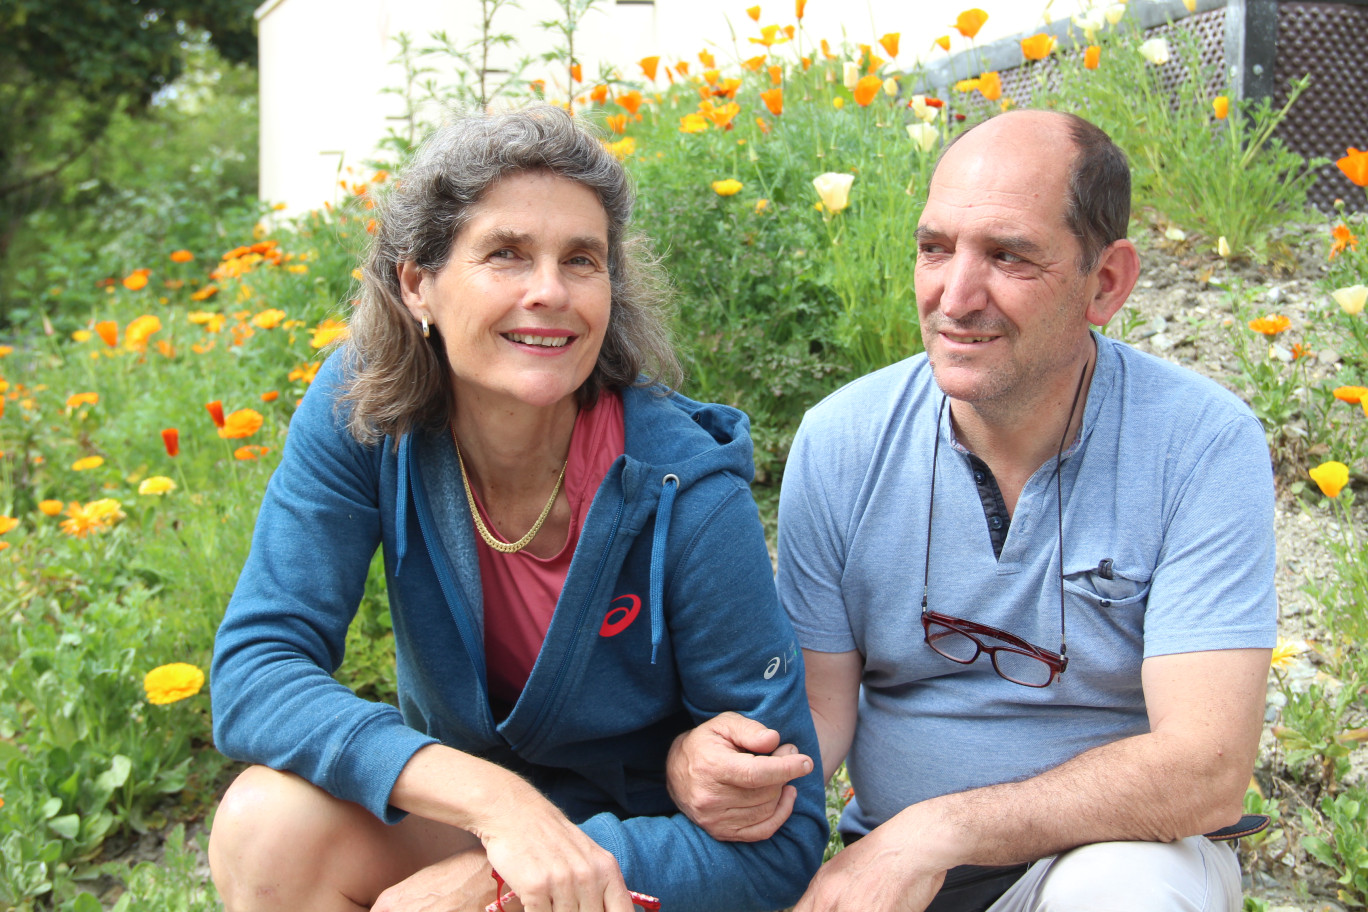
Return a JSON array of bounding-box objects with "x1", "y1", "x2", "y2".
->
[{"x1": 207, "y1": 106, "x2": 826, "y2": 912}]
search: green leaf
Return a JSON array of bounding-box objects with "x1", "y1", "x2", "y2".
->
[{"x1": 48, "y1": 813, "x2": 80, "y2": 839}]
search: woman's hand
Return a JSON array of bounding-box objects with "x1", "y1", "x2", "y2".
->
[
  {"x1": 391, "y1": 745, "x2": 635, "y2": 912},
  {"x1": 477, "y1": 788, "x2": 634, "y2": 912}
]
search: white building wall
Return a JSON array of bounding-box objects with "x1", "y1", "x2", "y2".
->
[{"x1": 256, "y1": 0, "x2": 1071, "y2": 214}]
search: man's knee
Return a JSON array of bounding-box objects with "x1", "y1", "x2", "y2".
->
[{"x1": 1032, "y1": 837, "x2": 1240, "y2": 912}]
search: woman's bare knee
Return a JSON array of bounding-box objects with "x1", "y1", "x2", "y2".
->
[{"x1": 210, "y1": 766, "x2": 377, "y2": 912}]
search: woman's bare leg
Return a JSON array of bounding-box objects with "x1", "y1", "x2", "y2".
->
[{"x1": 209, "y1": 765, "x2": 489, "y2": 912}]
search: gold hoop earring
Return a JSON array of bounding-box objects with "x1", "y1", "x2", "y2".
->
[{"x1": 421, "y1": 315, "x2": 430, "y2": 339}]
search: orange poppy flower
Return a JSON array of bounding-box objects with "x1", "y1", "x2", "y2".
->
[
  {"x1": 39, "y1": 500, "x2": 64, "y2": 517},
  {"x1": 72, "y1": 456, "x2": 105, "y2": 471},
  {"x1": 768, "y1": 64, "x2": 783, "y2": 85},
  {"x1": 310, "y1": 318, "x2": 350, "y2": 349},
  {"x1": 699, "y1": 50, "x2": 715, "y2": 68},
  {"x1": 742, "y1": 55, "x2": 766, "y2": 72},
  {"x1": 261, "y1": 390, "x2": 280, "y2": 403},
  {"x1": 1084, "y1": 45, "x2": 1101, "y2": 69},
  {"x1": 66, "y1": 392, "x2": 99, "y2": 408},
  {"x1": 190, "y1": 285, "x2": 220, "y2": 302},
  {"x1": 1020, "y1": 33, "x2": 1056, "y2": 60},
  {"x1": 288, "y1": 362, "x2": 321, "y2": 384},
  {"x1": 879, "y1": 33, "x2": 900, "y2": 58},
  {"x1": 676, "y1": 61, "x2": 690, "y2": 76},
  {"x1": 1333, "y1": 386, "x2": 1368, "y2": 404},
  {"x1": 801, "y1": 55, "x2": 813, "y2": 71},
  {"x1": 124, "y1": 314, "x2": 162, "y2": 351},
  {"x1": 746, "y1": 5, "x2": 760, "y2": 20},
  {"x1": 605, "y1": 114, "x2": 628, "y2": 134},
  {"x1": 976, "y1": 71, "x2": 1002, "y2": 101},
  {"x1": 820, "y1": 39, "x2": 836, "y2": 60},
  {"x1": 234, "y1": 445, "x2": 272, "y2": 461},
  {"x1": 795, "y1": 0, "x2": 806, "y2": 18},
  {"x1": 853, "y1": 75, "x2": 882, "y2": 107},
  {"x1": 219, "y1": 408, "x2": 264, "y2": 440},
  {"x1": 206, "y1": 400, "x2": 226, "y2": 428},
  {"x1": 1247, "y1": 314, "x2": 1290, "y2": 336},
  {"x1": 529, "y1": 79, "x2": 546, "y2": 95},
  {"x1": 640, "y1": 56, "x2": 660, "y2": 81},
  {"x1": 616, "y1": 91, "x2": 644, "y2": 115},
  {"x1": 1338, "y1": 147, "x2": 1368, "y2": 187},
  {"x1": 761, "y1": 87, "x2": 784, "y2": 116},
  {"x1": 934, "y1": 35, "x2": 951, "y2": 52},
  {"x1": 162, "y1": 427, "x2": 180, "y2": 457},
  {"x1": 170, "y1": 250, "x2": 194, "y2": 263},
  {"x1": 123, "y1": 270, "x2": 150, "y2": 291},
  {"x1": 953, "y1": 8, "x2": 989, "y2": 39},
  {"x1": 570, "y1": 63, "x2": 582, "y2": 83},
  {"x1": 749, "y1": 24, "x2": 788, "y2": 47},
  {"x1": 1331, "y1": 224, "x2": 1360, "y2": 260},
  {"x1": 95, "y1": 320, "x2": 119, "y2": 347},
  {"x1": 0, "y1": 516, "x2": 17, "y2": 535},
  {"x1": 679, "y1": 113, "x2": 709, "y2": 133},
  {"x1": 1212, "y1": 96, "x2": 1229, "y2": 119},
  {"x1": 591, "y1": 84, "x2": 610, "y2": 104}
]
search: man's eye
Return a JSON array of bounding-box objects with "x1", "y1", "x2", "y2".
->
[
  {"x1": 490, "y1": 248, "x2": 517, "y2": 260},
  {"x1": 996, "y1": 251, "x2": 1024, "y2": 264}
]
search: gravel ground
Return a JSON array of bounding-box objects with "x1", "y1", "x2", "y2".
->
[{"x1": 1123, "y1": 233, "x2": 1365, "y2": 912}]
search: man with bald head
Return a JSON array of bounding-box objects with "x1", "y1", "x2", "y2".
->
[{"x1": 666, "y1": 111, "x2": 1276, "y2": 911}]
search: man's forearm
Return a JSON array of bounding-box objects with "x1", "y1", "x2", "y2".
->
[{"x1": 888, "y1": 724, "x2": 1253, "y2": 875}]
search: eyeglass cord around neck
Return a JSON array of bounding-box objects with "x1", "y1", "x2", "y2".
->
[{"x1": 922, "y1": 358, "x2": 1091, "y2": 670}]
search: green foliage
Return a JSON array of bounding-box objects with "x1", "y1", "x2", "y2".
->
[
  {"x1": 1302, "y1": 788, "x2": 1368, "y2": 906},
  {"x1": 1034, "y1": 19, "x2": 1320, "y2": 262}
]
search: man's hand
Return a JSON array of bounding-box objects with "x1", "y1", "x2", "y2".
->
[
  {"x1": 666, "y1": 711, "x2": 814, "y2": 842},
  {"x1": 795, "y1": 815, "x2": 946, "y2": 912}
]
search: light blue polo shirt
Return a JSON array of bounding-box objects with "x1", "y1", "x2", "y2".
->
[{"x1": 778, "y1": 332, "x2": 1277, "y2": 836}]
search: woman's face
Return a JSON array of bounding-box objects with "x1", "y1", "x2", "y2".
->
[{"x1": 400, "y1": 171, "x2": 612, "y2": 415}]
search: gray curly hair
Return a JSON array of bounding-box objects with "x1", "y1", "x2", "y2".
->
[{"x1": 341, "y1": 105, "x2": 680, "y2": 445}]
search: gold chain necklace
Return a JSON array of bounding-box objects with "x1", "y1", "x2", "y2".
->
[{"x1": 451, "y1": 426, "x2": 568, "y2": 554}]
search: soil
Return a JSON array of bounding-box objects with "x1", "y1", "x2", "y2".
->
[{"x1": 101, "y1": 232, "x2": 1366, "y2": 910}]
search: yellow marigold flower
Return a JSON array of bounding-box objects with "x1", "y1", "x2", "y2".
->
[
  {"x1": 60, "y1": 498, "x2": 125, "y2": 538},
  {"x1": 0, "y1": 345, "x2": 10, "y2": 357},
  {"x1": 252, "y1": 308, "x2": 287, "y2": 330},
  {"x1": 39, "y1": 499, "x2": 64, "y2": 516},
  {"x1": 218, "y1": 409, "x2": 264, "y2": 440},
  {"x1": 310, "y1": 318, "x2": 350, "y2": 349},
  {"x1": 1309, "y1": 460, "x2": 1350, "y2": 498},
  {"x1": 122, "y1": 270, "x2": 150, "y2": 291},
  {"x1": 143, "y1": 663, "x2": 205, "y2": 705},
  {"x1": 711, "y1": 179, "x2": 744, "y2": 197},
  {"x1": 138, "y1": 476, "x2": 177, "y2": 496},
  {"x1": 286, "y1": 263, "x2": 309, "y2": 274},
  {"x1": 66, "y1": 392, "x2": 99, "y2": 408},
  {"x1": 1247, "y1": 314, "x2": 1289, "y2": 336},
  {"x1": 170, "y1": 249, "x2": 194, "y2": 263},
  {"x1": 0, "y1": 516, "x2": 17, "y2": 534},
  {"x1": 72, "y1": 456, "x2": 105, "y2": 471},
  {"x1": 72, "y1": 329, "x2": 93, "y2": 343}
]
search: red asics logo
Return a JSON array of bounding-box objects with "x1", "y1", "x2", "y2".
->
[{"x1": 600, "y1": 594, "x2": 641, "y2": 637}]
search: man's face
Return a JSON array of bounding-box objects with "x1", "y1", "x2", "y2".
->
[{"x1": 914, "y1": 114, "x2": 1098, "y2": 411}]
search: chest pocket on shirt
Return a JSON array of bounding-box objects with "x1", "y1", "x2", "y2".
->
[{"x1": 1062, "y1": 564, "x2": 1151, "y2": 610}]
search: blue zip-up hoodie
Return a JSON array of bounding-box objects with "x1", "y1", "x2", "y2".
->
[{"x1": 211, "y1": 355, "x2": 826, "y2": 911}]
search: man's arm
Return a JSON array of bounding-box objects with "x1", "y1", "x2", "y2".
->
[
  {"x1": 793, "y1": 646, "x2": 1270, "y2": 912},
  {"x1": 665, "y1": 648, "x2": 860, "y2": 839}
]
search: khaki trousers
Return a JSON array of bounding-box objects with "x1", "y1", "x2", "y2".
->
[{"x1": 986, "y1": 837, "x2": 1242, "y2": 912}]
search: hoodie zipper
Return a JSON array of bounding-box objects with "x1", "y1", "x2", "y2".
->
[{"x1": 512, "y1": 493, "x2": 625, "y2": 751}]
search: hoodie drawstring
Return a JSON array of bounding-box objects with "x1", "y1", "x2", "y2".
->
[{"x1": 648, "y1": 474, "x2": 679, "y2": 665}]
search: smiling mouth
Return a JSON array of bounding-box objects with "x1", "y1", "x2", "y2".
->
[
  {"x1": 504, "y1": 332, "x2": 572, "y2": 348},
  {"x1": 945, "y1": 335, "x2": 996, "y2": 344}
]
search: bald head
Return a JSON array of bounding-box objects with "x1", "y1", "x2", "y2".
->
[{"x1": 933, "y1": 111, "x2": 1131, "y2": 273}]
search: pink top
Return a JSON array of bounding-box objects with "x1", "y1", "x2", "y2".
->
[{"x1": 472, "y1": 391, "x2": 626, "y2": 709}]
